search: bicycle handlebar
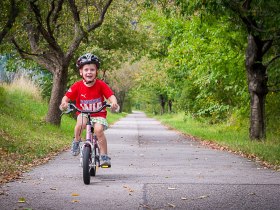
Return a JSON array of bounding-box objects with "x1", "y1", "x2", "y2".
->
[{"x1": 61, "y1": 102, "x2": 111, "y2": 115}]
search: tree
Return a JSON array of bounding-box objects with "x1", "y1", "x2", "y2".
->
[
  {"x1": 223, "y1": 0, "x2": 280, "y2": 140},
  {"x1": 133, "y1": 57, "x2": 170, "y2": 114},
  {"x1": 106, "y1": 62, "x2": 137, "y2": 112},
  {"x1": 8, "y1": 0, "x2": 113, "y2": 125}
]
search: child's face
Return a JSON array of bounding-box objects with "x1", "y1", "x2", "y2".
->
[{"x1": 79, "y1": 63, "x2": 97, "y2": 83}]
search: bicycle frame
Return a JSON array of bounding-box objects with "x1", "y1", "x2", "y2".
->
[
  {"x1": 82, "y1": 113, "x2": 99, "y2": 167},
  {"x1": 83, "y1": 113, "x2": 95, "y2": 150}
]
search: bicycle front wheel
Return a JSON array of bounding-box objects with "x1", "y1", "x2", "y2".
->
[{"x1": 83, "y1": 146, "x2": 91, "y2": 185}]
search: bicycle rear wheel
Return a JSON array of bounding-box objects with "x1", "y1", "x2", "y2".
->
[{"x1": 83, "y1": 146, "x2": 91, "y2": 185}]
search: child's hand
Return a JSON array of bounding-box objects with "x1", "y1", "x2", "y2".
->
[
  {"x1": 110, "y1": 103, "x2": 120, "y2": 112},
  {"x1": 59, "y1": 102, "x2": 69, "y2": 111}
]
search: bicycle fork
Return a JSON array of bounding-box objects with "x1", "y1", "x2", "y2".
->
[{"x1": 79, "y1": 123, "x2": 94, "y2": 167}]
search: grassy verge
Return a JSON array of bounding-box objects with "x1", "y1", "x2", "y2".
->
[
  {"x1": 151, "y1": 112, "x2": 280, "y2": 170},
  {"x1": 0, "y1": 82, "x2": 126, "y2": 183}
]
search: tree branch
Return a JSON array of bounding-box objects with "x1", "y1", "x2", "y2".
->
[
  {"x1": 87, "y1": 0, "x2": 113, "y2": 32},
  {"x1": 65, "y1": 0, "x2": 113, "y2": 62},
  {"x1": 67, "y1": 0, "x2": 81, "y2": 23},
  {"x1": 229, "y1": 0, "x2": 270, "y2": 34},
  {"x1": 65, "y1": 0, "x2": 85, "y2": 61},
  {"x1": 29, "y1": 1, "x2": 63, "y2": 55},
  {"x1": 265, "y1": 54, "x2": 280, "y2": 68},
  {"x1": 46, "y1": 0, "x2": 64, "y2": 37},
  {"x1": 46, "y1": 0, "x2": 56, "y2": 36},
  {"x1": 241, "y1": 0, "x2": 252, "y2": 10},
  {"x1": 0, "y1": 0, "x2": 18, "y2": 43},
  {"x1": 52, "y1": 0, "x2": 64, "y2": 24},
  {"x1": 261, "y1": 40, "x2": 273, "y2": 56},
  {"x1": 12, "y1": 37, "x2": 58, "y2": 73},
  {"x1": 11, "y1": 37, "x2": 40, "y2": 58}
]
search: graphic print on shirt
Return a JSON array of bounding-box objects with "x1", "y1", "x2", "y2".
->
[{"x1": 80, "y1": 97, "x2": 103, "y2": 112}]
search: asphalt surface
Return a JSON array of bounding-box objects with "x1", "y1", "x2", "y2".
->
[{"x1": 1, "y1": 111, "x2": 280, "y2": 210}]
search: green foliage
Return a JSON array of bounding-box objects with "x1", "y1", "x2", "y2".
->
[
  {"x1": 73, "y1": 0, "x2": 149, "y2": 70},
  {"x1": 266, "y1": 92, "x2": 280, "y2": 139},
  {"x1": 136, "y1": 8, "x2": 249, "y2": 122},
  {"x1": 168, "y1": 15, "x2": 248, "y2": 119},
  {"x1": 131, "y1": 57, "x2": 171, "y2": 114}
]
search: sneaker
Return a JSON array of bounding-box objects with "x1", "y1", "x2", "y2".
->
[
  {"x1": 71, "y1": 139, "x2": 81, "y2": 156},
  {"x1": 100, "y1": 155, "x2": 111, "y2": 168}
]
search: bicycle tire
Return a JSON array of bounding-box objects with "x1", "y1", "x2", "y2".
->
[
  {"x1": 83, "y1": 146, "x2": 91, "y2": 185},
  {"x1": 90, "y1": 146, "x2": 96, "y2": 176}
]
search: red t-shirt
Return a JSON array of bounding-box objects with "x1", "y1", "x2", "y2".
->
[{"x1": 65, "y1": 80, "x2": 114, "y2": 118}]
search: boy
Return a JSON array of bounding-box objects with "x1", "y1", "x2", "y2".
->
[{"x1": 59, "y1": 53, "x2": 119, "y2": 167}]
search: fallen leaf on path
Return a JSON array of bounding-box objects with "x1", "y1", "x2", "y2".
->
[
  {"x1": 50, "y1": 187, "x2": 57, "y2": 190},
  {"x1": 123, "y1": 185, "x2": 134, "y2": 194},
  {"x1": 18, "y1": 197, "x2": 26, "y2": 203},
  {"x1": 0, "y1": 191, "x2": 5, "y2": 195},
  {"x1": 167, "y1": 203, "x2": 176, "y2": 208},
  {"x1": 181, "y1": 197, "x2": 188, "y2": 200},
  {"x1": 71, "y1": 200, "x2": 80, "y2": 203},
  {"x1": 197, "y1": 195, "x2": 209, "y2": 199},
  {"x1": 71, "y1": 193, "x2": 80, "y2": 197}
]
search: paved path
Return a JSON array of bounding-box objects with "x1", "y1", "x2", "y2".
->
[{"x1": 1, "y1": 111, "x2": 280, "y2": 210}]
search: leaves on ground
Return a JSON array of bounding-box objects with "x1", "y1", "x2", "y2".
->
[
  {"x1": 71, "y1": 200, "x2": 80, "y2": 203},
  {"x1": 0, "y1": 145, "x2": 67, "y2": 184},
  {"x1": 18, "y1": 197, "x2": 26, "y2": 203},
  {"x1": 123, "y1": 185, "x2": 134, "y2": 195},
  {"x1": 167, "y1": 203, "x2": 176, "y2": 208}
]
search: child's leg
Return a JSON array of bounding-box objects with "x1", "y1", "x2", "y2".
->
[
  {"x1": 74, "y1": 114, "x2": 87, "y2": 141},
  {"x1": 94, "y1": 123, "x2": 107, "y2": 155},
  {"x1": 94, "y1": 123, "x2": 111, "y2": 167}
]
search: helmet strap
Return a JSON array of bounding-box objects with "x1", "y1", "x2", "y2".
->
[{"x1": 85, "y1": 80, "x2": 94, "y2": 84}]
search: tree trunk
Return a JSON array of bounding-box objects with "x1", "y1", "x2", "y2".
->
[
  {"x1": 168, "y1": 100, "x2": 172, "y2": 113},
  {"x1": 159, "y1": 94, "x2": 165, "y2": 115},
  {"x1": 45, "y1": 65, "x2": 68, "y2": 125},
  {"x1": 116, "y1": 90, "x2": 125, "y2": 113},
  {"x1": 246, "y1": 34, "x2": 268, "y2": 140}
]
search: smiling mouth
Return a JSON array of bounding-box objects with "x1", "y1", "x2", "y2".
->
[
  {"x1": 85, "y1": 75, "x2": 93, "y2": 79},
  {"x1": 83, "y1": 75, "x2": 95, "y2": 84}
]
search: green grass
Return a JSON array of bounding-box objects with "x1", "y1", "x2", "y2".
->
[
  {"x1": 0, "y1": 83, "x2": 126, "y2": 183},
  {"x1": 152, "y1": 112, "x2": 280, "y2": 169}
]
